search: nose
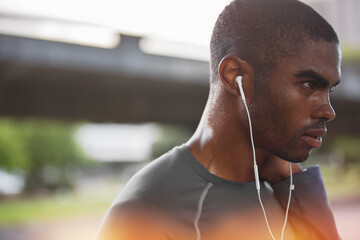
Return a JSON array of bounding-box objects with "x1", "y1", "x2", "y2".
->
[{"x1": 311, "y1": 95, "x2": 336, "y2": 122}]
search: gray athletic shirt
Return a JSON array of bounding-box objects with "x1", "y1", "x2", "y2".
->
[{"x1": 98, "y1": 144, "x2": 341, "y2": 240}]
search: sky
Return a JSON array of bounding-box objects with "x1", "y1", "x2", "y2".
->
[
  {"x1": 0, "y1": 0, "x2": 232, "y2": 46},
  {"x1": 0, "y1": 0, "x2": 330, "y2": 59}
]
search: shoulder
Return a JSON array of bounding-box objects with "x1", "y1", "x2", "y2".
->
[
  {"x1": 108, "y1": 144, "x2": 207, "y2": 215},
  {"x1": 96, "y1": 145, "x2": 197, "y2": 239},
  {"x1": 115, "y1": 145, "x2": 189, "y2": 203}
]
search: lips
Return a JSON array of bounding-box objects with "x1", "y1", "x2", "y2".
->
[{"x1": 301, "y1": 128, "x2": 327, "y2": 148}]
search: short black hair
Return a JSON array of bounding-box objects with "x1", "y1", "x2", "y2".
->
[{"x1": 210, "y1": 0, "x2": 339, "y2": 82}]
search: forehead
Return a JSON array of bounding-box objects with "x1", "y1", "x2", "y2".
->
[{"x1": 275, "y1": 40, "x2": 341, "y2": 83}]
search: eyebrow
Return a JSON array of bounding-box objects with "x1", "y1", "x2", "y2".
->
[{"x1": 295, "y1": 70, "x2": 341, "y2": 88}]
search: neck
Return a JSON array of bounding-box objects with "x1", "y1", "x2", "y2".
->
[{"x1": 186, "y1": 91, "x2": 270, "y2": 182}]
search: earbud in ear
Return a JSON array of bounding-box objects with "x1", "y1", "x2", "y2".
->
[{"x1": 235, "y1": 76, "x2": 246, "y2": 101}]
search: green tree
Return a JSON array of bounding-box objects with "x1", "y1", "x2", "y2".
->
[
  {"x1": 332, "y1": 136, "x2": 360, "y2": 166},
  {"x1": 0, "y1": 118, "x2": 86, "y2": 194}
]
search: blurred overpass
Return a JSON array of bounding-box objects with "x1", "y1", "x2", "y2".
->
[
  {"x1": 0, "y1": 34, "x2": 209, "y2": 127},
  {"x1": 0, "y1": 34, "x2": 359, "y2": 135}
]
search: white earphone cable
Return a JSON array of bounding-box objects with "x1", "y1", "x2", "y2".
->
[
  {"x1": 194, "y1": 182, "x2": 213, "y2": 240},
  {"x1": 281, "y1": 163, "x2": 294, "y2": 240},
  {"x1": 242, "y1": 93, "x2": 276, "y2": 240},
  {"x1": 237, "y1": 76, "x2": 294, "y2": 240}
]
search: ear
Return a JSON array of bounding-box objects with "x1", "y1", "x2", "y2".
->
[{"x1": 218, "y1": 55, "x2": 254, "y2": 97}]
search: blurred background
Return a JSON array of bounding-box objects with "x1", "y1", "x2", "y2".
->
[{"x1": 0, "y1": 0, "x2": 359, "y2": 239}]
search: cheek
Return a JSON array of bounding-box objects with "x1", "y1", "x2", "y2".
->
[{"x1": 250, "y1": 87, "x2": 302, "y2": 145}]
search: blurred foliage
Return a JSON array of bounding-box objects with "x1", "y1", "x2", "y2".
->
[
  {"x1": 331, "y1": 136, "x2": 360, "y2": 165},
  {"x1": 0, "y1": 118, "x2": 86, "y2": 194},
  {"x1": 321, "y1": 163, "x2": 360, "y2": 200},
  {"x1": 151, "y1": 124, "x2": 193, "y2": 159},
  {"x1": 304, "y1": 135, "x2": 360, "y2": 200},
  {"x1": 342, "y1": 46, "x2": 360, "y2": 61}
]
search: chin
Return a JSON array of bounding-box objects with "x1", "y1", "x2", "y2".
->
[{"x1": 277, "y1": 149, "x2": 312, "y2": 163}]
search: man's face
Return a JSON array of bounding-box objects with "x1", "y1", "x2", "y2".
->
[{"x1": 250, "y1": 40, "x2": 341, "y2": 162}]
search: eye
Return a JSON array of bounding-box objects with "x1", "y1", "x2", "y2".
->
[{"x1": 303, "y1": 81, "x2": 316, "y2": 89}]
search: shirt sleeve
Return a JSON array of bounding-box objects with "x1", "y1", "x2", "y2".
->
[{"x1": 271, "y1": 165, "x2": 342, "y2": 240}]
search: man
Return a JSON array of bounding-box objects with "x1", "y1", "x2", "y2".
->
[{"x1": 97, "y1": 0, "x2": 342, "y2": 239}]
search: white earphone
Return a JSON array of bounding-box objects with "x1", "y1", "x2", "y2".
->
[{"x1": 235, "y1": 75, "x2": 294, "y2": 240}]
